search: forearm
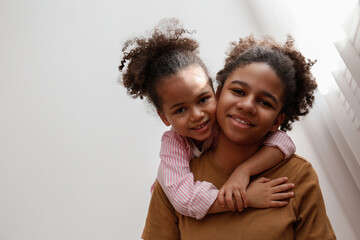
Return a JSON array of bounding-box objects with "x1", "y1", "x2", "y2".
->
[
  {"x1": 264, "y1": 130, "x2": 296, "y2": 159},
  {"x1": 240, "y1": 130, "x2": 296, "y2": 175},
  {"x1": 158, "y1": 130, "x2": 223, "y2": 219},
  {"x1": 207, "y1": 198, "x2": 234, "y2": 214},
  {"x1": 238, "y1": 146, "x2": 284, "y2": 176},
  {"x1": 158, "y1": 160, "x2": 218, "y2": 219}
]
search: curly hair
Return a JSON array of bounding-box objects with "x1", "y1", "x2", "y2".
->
[
  {"x1": 216, "y1": 35, "x2": 317, "y2": 131},
  {"x1": 118, "y1": 18, "x2": 212, "y2": 111}
]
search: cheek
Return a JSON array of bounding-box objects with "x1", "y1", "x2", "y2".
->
[
  {"x1": 209, "y1": 101, "x2": 217, "y2": 116},
  {"x1": 260, "y1": 112, "x2": 279, "y2": 128},
  {"x1": 166, "y1": 114, "x2": 180, "y2": 125},
  {"x1": 217, "y1": 93, "x2": 232, "y2": 110},
  {"x1": 215, "y1": 98, "x2": 224, "y2": 115},
  {"x1": 215, "y1": 103, "x2": 226, "y2": 123},
  {"x1": 172, "y1": 116, "x2": 185, "y2": 125}
]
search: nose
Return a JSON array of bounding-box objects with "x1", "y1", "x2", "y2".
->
[
  {"x1": 237, "y1": 95, "x2": 256, "y2": 115},
  {"x1": 190, "y1": 106, "x2": 204, "y2": 122}
]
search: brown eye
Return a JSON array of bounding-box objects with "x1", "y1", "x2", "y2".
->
[
  {"x1": 175, "y1": 107, "x2": 186, "y2": 114},
  {"x1": 198, "y1": 97, "x2": 209, "y2": 104},
  {"x1": 232, "y1": 89, "x2": 245, "y2": 96},
  {"x1": 259, "y1": 100, "x2": 273, "y2": 108}
]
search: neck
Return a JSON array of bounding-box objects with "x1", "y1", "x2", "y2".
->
[
  {"x1": 213, "y1": 131, "x2": 264, "y2": 172},
  {"x1": 192, "y1": 139, "x2": 203, "y2": 151}
]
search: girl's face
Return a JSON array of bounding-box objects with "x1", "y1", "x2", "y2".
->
[
  {"x1": 216, "y1": 62, "x2": 285, "y2": 146},
  {"x1": 157, "y1": 65, "x2": 217, "y2": 145}
]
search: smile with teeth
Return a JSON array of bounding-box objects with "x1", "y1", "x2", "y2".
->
[
  {"x1": 229, "y1": 115, "x2": 254, "y2": 126},
  {"x1": 234, "y1": 117, "x2": 251, "y2": 125},
  {"x1": 192, "y1": 121, "x2": 208, "y2": 130}
]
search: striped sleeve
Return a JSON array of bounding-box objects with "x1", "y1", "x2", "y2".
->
[
  {"x1": 263, "y1": 130, "x2": 296, "y2": 159},
  {"x1": 157, "y1": 130, "x2": 218, "y2": 220}
]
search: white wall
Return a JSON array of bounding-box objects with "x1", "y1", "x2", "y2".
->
[{"x1": 0, "y1": 0, "x2": 357, "y2": 239}]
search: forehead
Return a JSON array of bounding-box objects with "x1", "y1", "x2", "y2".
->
[
  {"x1": 158, "y1": 65, "x2": 213, "y2": 106},
  {"x1": 225, "y1": 63, "x2": 284, "y2": 98}
]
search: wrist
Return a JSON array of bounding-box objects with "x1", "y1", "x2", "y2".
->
[{"x1": 237, "y1": 164, "x2": 252, "y2": 176}]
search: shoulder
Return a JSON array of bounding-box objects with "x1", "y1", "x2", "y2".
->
[
  {"x1": 286, "y1": 154, "x2": 317, "y2": 177},
  {"x1": 285, "y1": 155, "x2": 323, "y2": 207},
  {"x1": 161, "y1": 128, "x2": 182, "y2": 141},
  {"x1": 160, "y1": 129, "x2": 193, "y2": 157},
  {"x1": 287, "y1": 155, "x2": 320, "y2": 186},
  {"x1": 267, "y1": 154, "x2": 318, "y2": 185},
  {"x1": 161, "y1": 128, "x2": 189, "y2": 148},
  {"x1": 284, "y1": 154, "x2": 315, "y2": 173}
]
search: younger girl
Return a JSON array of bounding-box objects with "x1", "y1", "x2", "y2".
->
[{"x1": 119, "y1": 19, "x2": 295, "y2": 220}]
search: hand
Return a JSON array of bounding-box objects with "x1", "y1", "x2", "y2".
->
[
  {"x1": 247, "y1": 177, "x2": 295, "y2": 208},
  {"x1": 217, "y1": 169, "x2": 250, "y2": 212}
]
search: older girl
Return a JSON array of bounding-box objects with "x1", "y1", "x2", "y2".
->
[{"x1": 142, "y1": 34, "x2": 335, "y2": 240}]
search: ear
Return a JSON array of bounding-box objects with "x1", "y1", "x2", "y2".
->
[
  {"x1": 157, "y1": 110, "x2": 171, "y2": 126},
  {"x1": 270, "y1": 113, "x2": 285, "y2": 133}
]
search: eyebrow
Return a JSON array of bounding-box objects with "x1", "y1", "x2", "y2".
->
[
  {"x1": 169, "y1": 90, "x2": 211, "y2": 110},
  {"x1": 169, "y1": 102, "x2": 185, "y2": 110},
  {"x1": 230, "y1": 80, "x2": 278, "y2": 104}
]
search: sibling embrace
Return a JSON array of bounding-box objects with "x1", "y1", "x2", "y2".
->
[{"x1": 119, "y1": 19, "x2": 336, "y2": 240}]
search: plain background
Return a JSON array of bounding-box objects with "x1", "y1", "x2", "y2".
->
[{"x1": 0, "y1": 0, "x2": 358, "y2": 239}]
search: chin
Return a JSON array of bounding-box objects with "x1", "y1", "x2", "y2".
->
[
  {"x1": 196, "y1": 135, "x2": 210, "y2": 142},
  {"x1": 225, "y1": 131, "x2": 254, "y2": 145}
]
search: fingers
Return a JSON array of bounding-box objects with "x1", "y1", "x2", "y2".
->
[
  {"x1": 240, "y1": 188, "x2": 248, "y2": 208},
  {"x1": 253, "y1": 177, "x2": 270, "y2": 183},
  {"x1": 271, "y1": 192, "x2": 294, "y2": 200},
  {"x1": 269, "y1": 200, "x2": 289, "y2": 207},
  {"x1": 272, "y1": 183, "x2": 295, "y2": 194},
  {"x1": 263, "y1": 178, "x2": 271, "y2": 183},
  {"x1": 226, "y1": 189, "x2": 236, "y2": 211},
  {"x1": 267, "y1": 177, "x2": 288, "y2": 187},
  {"x1": 218, "y1": 188, "x2": 226, "y2": 207},
  {"x1": 232, "y1": 189, "x2": 243, "y2": 212}
]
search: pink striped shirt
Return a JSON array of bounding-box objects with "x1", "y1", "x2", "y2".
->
[{"x1": 156, "y1": 126, "x2": 295, "y2": 220}]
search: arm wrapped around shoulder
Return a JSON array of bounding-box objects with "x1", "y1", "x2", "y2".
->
[
  {"x1": 263, "y1": 130, "x2": 296, "y2": 159},
  {"x1": 157, "y1": 130, "x2": 218, "y2": 219}
]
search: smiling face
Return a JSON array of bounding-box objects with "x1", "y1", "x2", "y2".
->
[
  {"x1": 157, "y1": 65, "x2": 217, "y2": 145},
  {"x1": 216, "y1": 62, "x2": 285, "y2": 146}
]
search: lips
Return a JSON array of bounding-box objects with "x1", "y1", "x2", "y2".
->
[
  {"x1": 191, "y1": 120, "x2": 209, "y2": 130},
  {"x1": 228, "y1": 114, "x2": 255, "y2": 127},
  {"x1": 233, "y1": 117, "x2": 251, "y2": 125}
]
